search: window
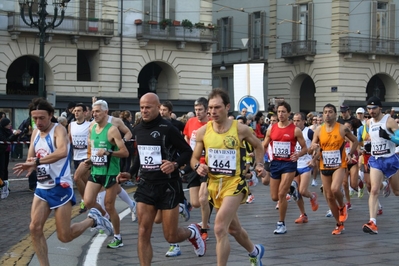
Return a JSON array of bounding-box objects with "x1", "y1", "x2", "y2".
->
[
  {"x1": 144, "y1": 0, "x2": 175, "y2": 22},
  {"x1": 248, "y1": 11, "x2": 265, "y2": 60},
  {"x1": 217, "y1": 17, "x2": 233, "y2": 51},
  {"x1": 292, "y1": 2, "x2": 313, "y2": 41},
  {"x1": 371, "y1": 1, "x2": 395, "y2": 52},
  {"x1": 79, "y1": 0, "x2": 97, "y2": 31},
  {"x1": 77, "y1": 50, "x2": 98, "y2": 82}
]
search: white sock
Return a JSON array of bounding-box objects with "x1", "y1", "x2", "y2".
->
[
  {"x1": 370, "y1": 218, "x2": 376, "y2": 225},
  {"x1": 249, "y1": 245, "x2": 259, "y2": 257},
  {"x1": 114, "y1": 234, "x2": 121, "y2": 240},
  {"x1": 118, "y1": 188, "x2": 134, "y2": 209}
]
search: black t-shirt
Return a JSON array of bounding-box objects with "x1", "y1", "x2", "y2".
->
[
  {"x1": 170, "y1": 118, "x2": 185, "y2": 133},
  {"x1": 129, "y1": 114, "x2": 192, "y2": 183}
]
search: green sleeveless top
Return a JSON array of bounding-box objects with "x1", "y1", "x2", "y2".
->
[{"x1": 90, "y1": 123, "x2": 120, "y2": 176}]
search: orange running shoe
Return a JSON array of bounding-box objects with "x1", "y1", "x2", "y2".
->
[
  {"x1": 362, "y1": 221, "x2": 378, "y2": 234},
  {"x1": 294, "y1": 214, "x2": 308, "y2": 224},
  {"x1": 310, "y1": 192, "x2": 319, "y2": 211},
  {"x1": 332, "y1": 223, "x2": 345, "y2": 235},
  {"x1": 339, "y1": 205, "x2": 348, "y2": 222},
  {"x1": 201, "y1": 231, "x2": 209, "y2": 241}
]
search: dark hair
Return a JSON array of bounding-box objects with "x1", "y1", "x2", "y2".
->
[
  {"x1": 74, "y1": 103, "x2": 87, "y2": 112},
  {"x1": 29, "y1": 98, "x2": 54, "y2": 116},
  {"x1": 237, "y1": 115, "x2": 247, "y2": 124},
  {"x1": 208, "y1": 88, "x2": 230, "y2": 106},
  {"x1": 277, "y1": 101, "x2": 291, "y2": 113},
  {"x1": 161, "y1": 101, "x2": 173, "y2": 112},
  {"x1": 323, "y1": 103, "x2": 337, "y2": 113},
  {"x1": 195, "y1": 97, "x2": 208, "y2": 110},
  {"x1": 255, "y1": 111, "x2": 263, "y2": 118},
  {"x1": 294, "y1": 112, "x2": 306, "y2": 121}
]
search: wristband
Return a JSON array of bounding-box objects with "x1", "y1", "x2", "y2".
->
[
  {"x1": 35, "y1": 157, "x2": 41, "y2": 166},
  {"x1": 194, "y1": 163, "x2": 200, "y2": 171}
]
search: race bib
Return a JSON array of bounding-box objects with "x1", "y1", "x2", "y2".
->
[
  {"x1": 91, "y1": 148, "x2": 107, "y2": 167},
  {"x1": 273, "y1": 141, "x2": 290, "y2": 158},
  {"x1": 322, "y1": 150, "x2": 341, "y2": 168},
  {"x1": 208, "y1": 148, "x2": 236, "y2": 176},
  {"x1": 138, "y1": 145, "x2": 162, "y2": 171},
  {"x1": 371, "y1": 140, "x2": 391, "y2": 156},
  {"x1": 37, "y1": 164, "x2": 53, "y2": 184},
  {"x1": 190, "y1": 131, "x2": 197, "y2": 150},
  {"x1": 72, "y1": 136, "x2": 87, "y2": 149}
]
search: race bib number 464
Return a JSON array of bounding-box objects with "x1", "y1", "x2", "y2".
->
[{"x1": 208, "y1": 148, "x2": 236, "y2": 176}]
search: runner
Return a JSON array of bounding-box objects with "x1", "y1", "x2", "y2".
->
[
  {"x1": 191, "y1": 88, "x2": 264, "y2": 266},
  {"x1": 309, "y1": 103, "x2": 358, "y2": 235},
  {"x1": 13, "y1": 98, "x2": 113, "y2": 266}
]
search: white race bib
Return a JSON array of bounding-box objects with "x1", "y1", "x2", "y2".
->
[
  {"x1": 371, "y1": 140, "x2": 391, "y2": 156},
  {"x1": 138, "y1": 145, "x2": 162, "y2": 171},
  {"x1": 208, "y1": 148, "x2": 236, "y2": 176},
  {"x1": 36, "y1": 164, "x2": 53, "y2": 185},
  {"x1": 273, "y1": 141, "x2": 291, "y2": 158},
  {"x1": 322, "y1": 150, "x2": 341, "y2": 168},
  {"x1": 91, "y1": 148, "x2": 107, "y2": 167},
  {"x1": 72, "y1": 136, "x2": 87, "y2": 150}
]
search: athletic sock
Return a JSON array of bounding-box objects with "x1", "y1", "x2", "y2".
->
[
  {"x1": 118, "y1": 188, "x2": 134, "y2": 208},
  {"x1": 248, "y1": 245, "x2": 259, "y2": 257}
]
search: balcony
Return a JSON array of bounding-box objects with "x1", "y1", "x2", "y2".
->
[
  {"x1": 7, "y1": 12, "x2": 114, "y2": 44},
  {"x1": 281, "y1": 40, "x2": 317, "y2": 61},
  {"x1": 338, "y1": 36, "x2": 398, "y2": 57},
  {"x1": 136, "y1": 24, "x2": 217, "y2": 51}
]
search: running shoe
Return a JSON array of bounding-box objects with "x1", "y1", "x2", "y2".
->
[
  {"x1": 107, "y1": 237, "x2": 124, "y2": 248},
  {"x1": 382, "y1": 180, "x2": 391, "y2": 197},
  {"x1": 286, "y1": 194, "x2": 291, "y2": 202},
  {"x1": 363, "y1": 221, "x2": 378, "y2": 234},
  {"x1": 249, "y1": 244, "x2": 265, "y2": 266},
  {"x1": 339, "y1": 205, "x2": 348, "y2": 222},
  {"x1": 79, "y1": 200, "x2": 87, "y2": 214},
  {"x1": 290, "y1": 180, "x2": 299, "y2": 202},
  {"x1": 246, "y1": 194, "x2": 255, "y2": 204},
  {"x1": 325, "y1": 209, "x2": 332, "y2": 217},
  {"x1": 346, "y1": 202, "x2": 352, "y2": 210},
  {"x1": 201, "y1": 230, "x2": 209, "y2": 241},
  {"x1": 294, "y1": 214, "x2": 308, "y2": 224},
  {"x1": 349, "y1": 189, "x2": 355, "y2": 198},
  {"x1": 320, "y1": 185, "x2": 323, "y2": 193},
  {"x1": 332, "y1": 223, "x2": 345, "y2": 235},
  {"x1": 123, "y1": 180, "x2": 135, "y2": 187},
  {"x1": 273, "y1": 222, "x2": 287, "y2": 234},
  {"x1": 165, "y1": 244, "x2": 181, "y2": 257},
  {"x1": 311, "y1": 179, "x2": 318, "y2": 187},
  {"x1": 131, "y1": 200, "x2": 137, "y2": 222},
  {"x1": 179, "y1": 199, "x2": 191, "y2": 222},
  {"x1": 88, "y1": 208, "x2": 114, "y2": 236},
  {"x1": 377, "y1": 205, "x2": 383, "y2": 215},
  {"x1": 358, "y1": 186, "x2": 364, "y2": 198},
  {"x1": 275, "y1": 201, "x2": 279, "y2": 210},
  {"x1": 197, "y1": 222, "x2": 211, "y2": 229},
  {"x1": 1, "y1": 181, "x2": 9, "y2": 199},
  {"x1": 188, "y1": 224, "x2": 206, "y2": 257},
  {"x1": 310, "y1": 192, "x2": 319, "y2": 211}
]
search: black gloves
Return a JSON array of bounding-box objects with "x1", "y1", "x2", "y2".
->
[
  {"x1": 364, "y1": 143, "x2": 371, "y2": 152},
  {"x1": 379, "y1": 126, "x2": 391, "y2": 140}
]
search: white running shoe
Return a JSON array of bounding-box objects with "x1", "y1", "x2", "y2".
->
[
  {"x1": 188, "y1": 224, "x2": 206, "y2": 257},
  {"x1": 273, "y1": 222, "x2": 287, "y2": 234},
  {"x1": 1, "y1": 181, "x2": 9, "y2": 199},
  {"x1": 325, "y1": 209, "x2": 332, "y2": 217},
  {"x1": 165, "y1": 244, "x2": 181, "y2": 257},
  {"x1": 311, "y1": 179, "x2": 318, "y2": 186},
  {"x1": 88, "y1": 208, "x2": 114, "y2": 236}
]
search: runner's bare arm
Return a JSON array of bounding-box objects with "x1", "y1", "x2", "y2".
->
[{"x1": 190, "y1": 124, "x2": 208, "y2": 176}]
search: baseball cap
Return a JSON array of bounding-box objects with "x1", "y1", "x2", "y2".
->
[
  {"x1": 356, "y1": 107, "x2": 365, "y2": 114},
  {"x1": 340, "y1": 105, "x2": 350, "y2": 112},
  {"x1": 366, "y1": 96, "x2": 382, "y2": 107}
]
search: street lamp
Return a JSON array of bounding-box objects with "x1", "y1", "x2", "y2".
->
[{"x1": 18, "y1": 0, "x2": 70, "y2": 98}]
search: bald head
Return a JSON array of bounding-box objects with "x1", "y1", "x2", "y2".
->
[{"x1": 140, "y1": 93, "x2": 161, "y2": 122}]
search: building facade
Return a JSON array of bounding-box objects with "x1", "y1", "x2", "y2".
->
[
  {"x1": 0, "y1": 0, "x2": 215, "y2": 125},
  {"x1": 212, "y1": 0, "x2": 399, "y2": 114}
]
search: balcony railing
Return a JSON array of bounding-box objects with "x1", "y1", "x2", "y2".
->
[
  {"x1": 281, "y1": 40, "x2": 317, "y2": 58},
  {"x1": 136, "y1": 24, "x2": 217, "y2": 43},
  {"x1": 339, "y1": 36, "x2": 398, "y2": 56},
  {"x1": 8, "y1": 12, "x2": 114, "y2": 37}
]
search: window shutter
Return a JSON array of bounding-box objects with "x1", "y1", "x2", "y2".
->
[
  {"x1": 227, "y1": 16, "x2": 233, "y2": 49},
  {"x1": 260, "y1": 11, "x2": 266, "y2": 59},
  {"x1": 144, "y1": 1, "x2": 151, "y2": 22},
  {"x1": 389, "y1": 3, "x2": 395, "y2": 53},
  {"x1": 370, "y1": 1, "x2": 377, "y2": 51},
  {"x1": 307, "y1": 2, "x2": 314, "y2": 40},
  {"x1": 248, "y1": 13, "x2": 253, "y2": 60},
  {"x1": 217, "y1": 19, "x2": 222, "y2": 51},
  {"x1": 292, "y1": 5, "x2": 299, "y2": 41},
  {"x1": 169, "y1": 0, "x2": 176, "y2": 21}
]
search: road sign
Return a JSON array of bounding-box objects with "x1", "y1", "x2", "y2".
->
[{"x1": 238, "y1": 95, "x2": 259, "y2": 115}]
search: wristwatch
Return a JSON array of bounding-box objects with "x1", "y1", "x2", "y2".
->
[{"x1": 173, "y1": 162, "x2": 179, "y2": 169}]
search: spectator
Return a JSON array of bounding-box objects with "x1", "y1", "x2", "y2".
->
[
  {"x1": 61, "y1": 102, "x2": 76, "y2": 125},
  {"x1": 254, "y1": 112, "x2": 265, "y2": 139},
  {"x1": 119, "y1": 110, "x2": 134, "y2": 173},
  {"x1": 57, "y1": 116, "x2": 68, "y2": 128}
]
